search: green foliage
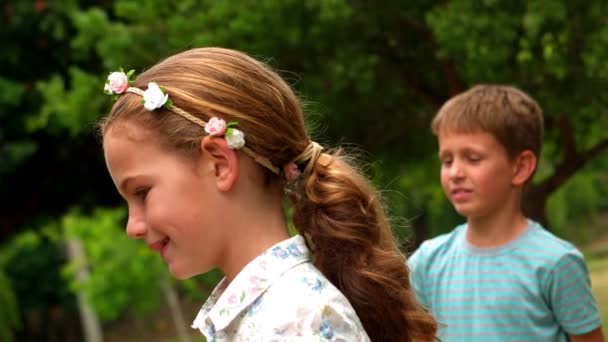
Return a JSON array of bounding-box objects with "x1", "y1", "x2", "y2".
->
[
  {"x1": 0, "y1": 140, "x2": 37, "y2": 177},
  {"x1": 0, "y1": 225, "x2": 73, "y2": 313},
  {"x1": 61, "y1": 207, "x2": 166, "y2": 321},
  {"x1": 0, "y1": 223, "x2": 73, "y2": 338},
  {"x1": 60, "y1": 207, "x2": 221, "y2": 321},
  {"x1": 0, "y1": 269, "x2": 20, "y2": 342},
  {"x1": 427, "y1": 1, "x2": 522, "y2": 82},
  {"x1": 0, "y1": 75, "x2": 37, "y2": 182},
  {"x1": 0, "y1": 77, "x2": 25, "y2": 106},
  {"x1": 547, "y1": 171, "x2": 606, "y2": 244},
  {"x1": 426, "y1": 0, "x2": 608, "y2": 167},
  {"x1": 180, "y1": 268, "x2": 224, "y2": 302},
  {"x1": 30, "y1": 67, "x2": 106, "y2": 136},
  {"x1": 391, "y1": 157, "x2": 462, "y2": 239}
]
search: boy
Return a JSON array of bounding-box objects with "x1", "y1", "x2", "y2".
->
[{"x1": 408, "y1": 85, "x2": 604, "y2": 341}]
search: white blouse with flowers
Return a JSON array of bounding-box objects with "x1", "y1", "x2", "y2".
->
[{"x1": 191, "y1": 235, "x2": 370, "y2": 341}]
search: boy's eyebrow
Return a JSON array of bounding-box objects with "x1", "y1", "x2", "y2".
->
[{"x1": 438, "y1": 147, "x2": 482, "y2": 158}]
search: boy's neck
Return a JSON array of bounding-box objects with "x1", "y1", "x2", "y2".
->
[{"x1": 465, "y1": 209, "x2": 529, "y2": 249}]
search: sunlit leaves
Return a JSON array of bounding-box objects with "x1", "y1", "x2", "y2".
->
[
  {"x1": 31, "y1": 68, "x2": 106, "y2": 136},
  {"x1": 61, "y1": 207, "x2": 166, "y2": 321}
]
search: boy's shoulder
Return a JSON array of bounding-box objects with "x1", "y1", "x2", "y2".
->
[
  {"x1": 524, "y1": 221, "x2": 585, "y2": 265},
  {"x1": 410, "y1": 221, "x2": 585, "y2": 267},
  {"x1": 410, "y1": 224, "x2": 467, "y2": 262}
]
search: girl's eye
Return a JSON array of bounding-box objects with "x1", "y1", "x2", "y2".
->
[{"x1": 134, "y1": 187, "x2": 150, "y2": 200}]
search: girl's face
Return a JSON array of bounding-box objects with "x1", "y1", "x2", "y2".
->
[{"x1": 103, "y1": 122, "x2": 229, "y2": 279}]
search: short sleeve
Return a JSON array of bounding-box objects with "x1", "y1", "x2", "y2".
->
[
  {"x1": 407, "y1": 245, "x2": 429, "y2": 309},
  {"x1": 546, "y1": 251, "x2": 602, "y2": 335}
]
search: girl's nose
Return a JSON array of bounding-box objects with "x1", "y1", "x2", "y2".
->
[{"x1": 126, "y1": 215, "x2": 147, "y2": 239}]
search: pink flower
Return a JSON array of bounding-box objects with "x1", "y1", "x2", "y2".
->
[
  {"x1": 227, "y1": 293, "x2": 237, "y2": 304},
  {"x1": 104, "y1": 72, "x2": 129, "y2": 94},
  {"x1": 283, "y1": 162, "x2": 301, "y2": 181},
  {"x1": 205, "y1": 117, "x2": 227, "y2": 136}
]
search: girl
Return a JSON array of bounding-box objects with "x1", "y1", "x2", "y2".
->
[{"x1": 101, "y1": 47, "x2": 437, "y2": 341}]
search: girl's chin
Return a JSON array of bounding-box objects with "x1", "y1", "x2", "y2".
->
[
  {"x1": 168, "y1": 263, "x2": 189, "y2": 280},
  {"x1": 170, "y1": 269, "x2": 194, "y2": 280},
  {"x1": 168, "y1": 264, "x2": 206, "y2": 280}
]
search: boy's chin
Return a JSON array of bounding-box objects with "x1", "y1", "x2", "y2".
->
[{"x1": 452, "y1": 204, "x2": 476, "y2": 218}]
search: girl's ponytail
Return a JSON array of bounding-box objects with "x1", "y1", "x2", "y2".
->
[{"x1": 290, "y1": 149, "x2": 437, "y2": 342}]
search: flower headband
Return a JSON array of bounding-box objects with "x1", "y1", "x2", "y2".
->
[{"x1": 104, "y1": 69, "x2": 323, "y2": 180}]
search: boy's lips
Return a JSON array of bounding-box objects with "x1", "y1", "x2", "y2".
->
[{"x1": 450, "y1": 188, "x2": 472, "y2": 201}]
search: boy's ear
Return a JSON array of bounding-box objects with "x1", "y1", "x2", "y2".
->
[
  {"x1": 511, "y1": 150, "x2": 536, "y2": 186},
  {"x1": 201, "y1": 136, "x2": 239, "y2": 191}
]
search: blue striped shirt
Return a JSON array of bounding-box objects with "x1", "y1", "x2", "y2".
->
[{"x1": 408, "y1": 220, "x2": 601, "y2": 341}]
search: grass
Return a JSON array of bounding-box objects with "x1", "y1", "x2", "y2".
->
[{"x1": 589, "y1": 256, "x2": 608, "y2": 330}]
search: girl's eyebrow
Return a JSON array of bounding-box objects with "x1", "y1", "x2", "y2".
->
[{"x1": 119, "y1": 176, "x2": 137, "y2": 192}]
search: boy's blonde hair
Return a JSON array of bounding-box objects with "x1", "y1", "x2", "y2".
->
[{"x1": 432, "y1": 85, "x2": 544, "y2": 159}]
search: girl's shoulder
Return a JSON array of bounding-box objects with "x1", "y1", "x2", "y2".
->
[{"x1": 254, "y1": 261, "x2": 369, "y2": 340}]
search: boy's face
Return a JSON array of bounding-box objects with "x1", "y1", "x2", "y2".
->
[{"x1": 438, "y1": 130, "x2": 519, "y2": 219}]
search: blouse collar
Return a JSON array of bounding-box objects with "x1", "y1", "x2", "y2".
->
[{"x1": 192, "y1": 235, "x2": 311, "y2": 333}]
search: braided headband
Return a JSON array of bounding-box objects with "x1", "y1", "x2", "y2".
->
[{"x1": 104, "y1": 70, "x2": 323, "y2": 180}]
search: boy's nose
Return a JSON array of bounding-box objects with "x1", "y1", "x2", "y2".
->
[{"x1": 449, "y1": 162, "x2": 465, "y2": 178}]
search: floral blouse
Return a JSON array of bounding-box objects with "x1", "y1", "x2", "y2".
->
[{"x1": 191, "y1": 235, "x2": 370, "y2": 341}]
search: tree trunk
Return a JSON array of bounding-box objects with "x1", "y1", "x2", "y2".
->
[
  {"x1": 522, "y1": 185, "x2": 550, "y2": 228},
  {"x1": 523, "y1": 121, "x2": 608, "y2": 230},
  {"x1": 65, "y1": 238, "x2": 103, "y2": 342},
  {"x1": 162, "y1": 277, "x2": 191, "y2": 342}
]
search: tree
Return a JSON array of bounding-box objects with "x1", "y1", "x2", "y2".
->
[
  {"x1": 1, "y1": 3, "x2": 607, "y2": 335},
  {"x1": 6, "y1": 0, "x2": 604, "y2": 239},
  {"x1": 426, "y1": 0, "x2": 608, "y2": 226},
  {"x1": 0, "y1": 268, "x2": 20, "y2": 342}
]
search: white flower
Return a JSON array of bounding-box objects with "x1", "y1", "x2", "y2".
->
[
  {"x1": 225, "y1": 128, "x2": 245, "y2": 149},
  {"x1": 105, "y1": 72, "x2": 129, "y2": 94},
  {"x1": 142, "y1": 82, "x2": 169, "y2": 110}
]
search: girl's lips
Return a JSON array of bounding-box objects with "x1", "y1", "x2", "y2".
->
[
  {"x1": 160, "y1": 239, "x2": 170, "y2": 259},
  {"x1": 149, "y1": 237, "x2": 170, "y2": 252}
]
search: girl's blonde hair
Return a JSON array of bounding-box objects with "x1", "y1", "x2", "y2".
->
[{"x1": 101, "y1": 47, "x2": 437, "y2": 341}]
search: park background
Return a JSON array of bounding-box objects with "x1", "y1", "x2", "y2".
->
[{"x1": 0, "y1": 0, "x2": 607, "y2": 341}]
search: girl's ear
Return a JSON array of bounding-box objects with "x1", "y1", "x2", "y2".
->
[
  {"x1": 512, "y1": 150, "x2": 536, "y2": 186},
  {"x1": 201, "y1": 136, "x2": 239, "y2": 191}
]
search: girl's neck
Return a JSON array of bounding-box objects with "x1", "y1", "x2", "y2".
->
[{"x1": 220, "y1": 193, "x2": 290, "y2": 282}]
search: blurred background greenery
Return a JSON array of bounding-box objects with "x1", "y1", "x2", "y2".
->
[{"x1": 1, "y1": 0, "x2": 607, "y2": 340}]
